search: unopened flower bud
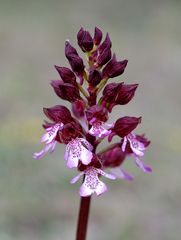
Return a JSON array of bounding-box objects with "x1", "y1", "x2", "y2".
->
[
  {"x1": 116, "y1": 84, "x2": 138, "y2": 105},
  {"x1": 51, "y1": 80, "x2": 81, "y2": 103},
  {"x1": 72, "y1": 99, "x2": 85, "y2": 118},
  {"x1": 113, "y1": 116, "x2": 142, "y2": 137},
  {"x1": 86, "y1": 105, "x2": 108, "y2": 123},
  {"x1": 99, "y1": 146, "x2": 126, "y2": 168},
  {"x1": 101, "y1": 82, "x2": 123, "y2": 104},
  {"x1": 54, "y1": 66, "x2": 77, "y2": 85},
  {"x1": 43, "y1": 105, "x2": 73, "y2": 124},
  {"x1": 65, "y1": 41, "x2": 85, "y2": 75},
  {"x1": 88, "y1": 69, "x2": 102, "y2": 86},
  {"x1": 98, "y1": 33, "x2": 112, "y2": 54},
  {"x1": 93, "y1": 27, "x2": 103, "y2": 46},
  {"x1": 97, "y1": 46, "x2": 112, "y2": 66},
  {"x1": 77, "y1": 27, "x2": 93, "y2": 52},
  {"x1": 102, "y1": 54, "x2": 128, "y2": 79}
]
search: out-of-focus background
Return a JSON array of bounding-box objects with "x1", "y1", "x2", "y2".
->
[{"x1": 0, "y1": 0, "x2": 181, "y2": 239}]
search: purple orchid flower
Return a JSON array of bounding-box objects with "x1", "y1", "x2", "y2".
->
[{"x1": 70, "y1": 167, "x2": 116, "y2": 196}]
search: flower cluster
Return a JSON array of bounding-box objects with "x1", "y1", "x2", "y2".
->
[{"x1": 34, "y1": 27, "x2": 151, "y2": 197}]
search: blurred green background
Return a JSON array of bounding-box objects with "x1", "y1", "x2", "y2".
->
[{"x1": 0, "y1": 0, "x2": 181, "y2": 239}]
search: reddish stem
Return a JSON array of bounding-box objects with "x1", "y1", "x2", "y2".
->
[{"x1": 76, "y1": 196, "x2": 91, "y2": 240}]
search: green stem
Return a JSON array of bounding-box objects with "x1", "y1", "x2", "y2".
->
[
  {"x1": 78, "y1": 83, "x2": 89, "y2": 98},
  {"x1": 96, "y1": 78, "x2": 108, "y2": 94}
]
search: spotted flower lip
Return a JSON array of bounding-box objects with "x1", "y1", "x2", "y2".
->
[
  {"x1": 70, "y1": 167, "x2": 116, "y2": 197},
  {"x1": 64, "y1": 138, "x2": 93, "y2": 168},
  {"x1": 33, "y1": 123, "x2": 64, "y2": 159}
]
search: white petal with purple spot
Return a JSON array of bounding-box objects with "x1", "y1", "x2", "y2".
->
[{"x1": 65, "y1": 138, "x2": 93, "y2": 168}]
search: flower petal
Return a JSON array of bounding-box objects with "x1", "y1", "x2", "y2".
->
[
  {"x1": 79, "y1": 145, "x2": 93, "y2": 165},
  {"x1": 70, "y1": 172, "x2": 84, "y2": 184},
  {"x1": 95, "y1": 180, "x2": 107, "y2": 196},
  {"x1": 66, "y1": 152, "x2": 79, "y2": 168},
  {"x1": 135, "y1": 157, "x2": 152, "y2": 173},
  {"x1": 41, "y1": 123, "x2": 63, "y2": 144},
  {"x1": 33, "y1": 141, "x2": 56, "y2": 159},
  {"x1": 89, "y1": 124, "x2": 111, "y2": 138},
  {"x1": 79, "y1": 138, "x2": 93, "y2": 151},
  {"x1": 121, "y1": 137, "x2": 127, "y2": 152},
  {"x1": 79, "y1": 183, "x2": 94, "y2": 197},
  {"x1": 65, "y1": 138, "x2": 93, "y2": 168},
  {"x1": 110, "y1": 167, "x2": 133, "y2": 181},
  {"x1": 129, "y1": 139, "x2": 145, "y2": 157},
  {"x1": 97, "y1": 169, "x2": 116, "y2": 180}
]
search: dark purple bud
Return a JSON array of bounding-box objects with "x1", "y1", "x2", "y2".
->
[
  {"x1": 60, "y1": 121, "x2": 83, "y2": 144},
  {"x1": 98, "y1": 33, "x2": 112, "y2": 54},
  {"x1": 101, "y1": 82, "x2": 123, "y2": 103},
  {"x1": 51, "y1": 80, "x2": 81, "y2": 102},
  {"x1": 97, "y1": 46, "x2": 112, "y2": 66},
  {"x1": 113, "y1": 116, "x2": 142, "y2": 137},
  {"x1": 65, "y1": 40, "x2": 78, "y2": 55},
  {"x1": 72, "y1": 99, "x2": 85, "y2": 118},
  {"x1": 54, "y1": 66, "x2": 77, "y2": 85},
  {"x1": 77, "y1": 27, "x2": 93, "y2": 52},
  {"x1": 102, "y1": 54, "x2": 128, "y2": 78},
  {"x1": 43, "y1": 105, "x2": 73, "y2": 124},
  {"x1": 65, "y1": 41, "x2": 85, "y2": 74},
  {"x1": 88, "y1": 69, "x2": 102, "y2": 86},
  {"x1": 99, "y1": 145, "x2": 126, "y2": 168},
  {"x1": 93, "y1": 27, "x2": 103, "y2": 45},
  {"x1": 85, "y1": 105, "x2": 108, "y2": 123},
  {"x1": 116, "y1": 84, "x2": 138, "y2": 105}
]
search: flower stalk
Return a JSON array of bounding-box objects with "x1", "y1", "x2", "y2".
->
[{"x1": 76, "y1": 196, "x2": 91, "y2": 240}]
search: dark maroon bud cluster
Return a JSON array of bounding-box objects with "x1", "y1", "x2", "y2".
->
[{"x1": 34, "y1": 27, "x2": 151, "y2": 197}]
